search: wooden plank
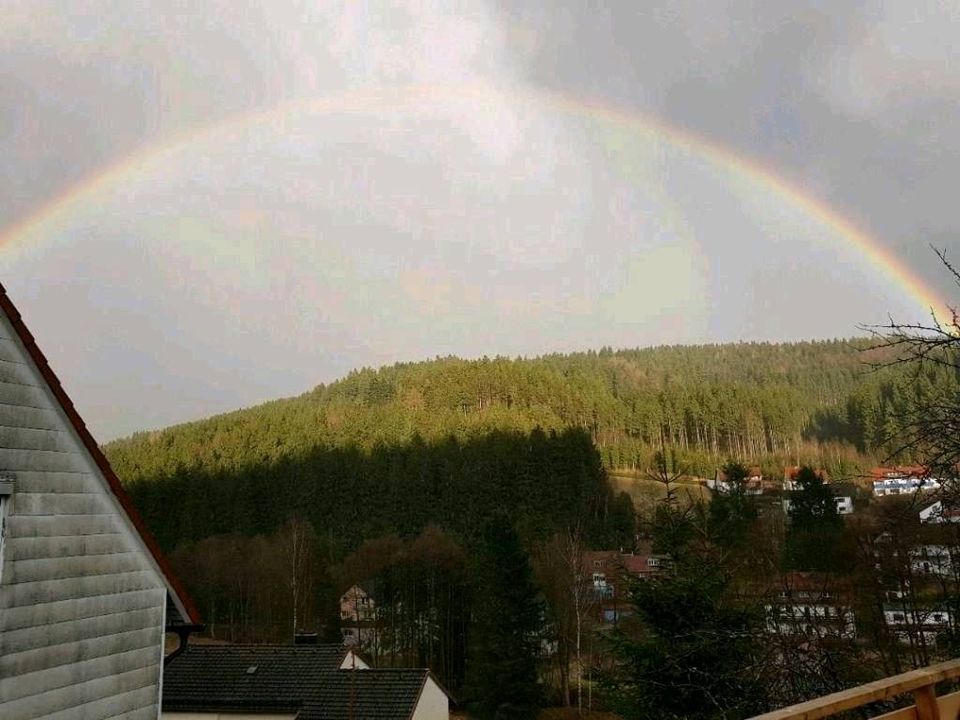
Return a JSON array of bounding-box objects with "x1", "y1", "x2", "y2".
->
[
  {"x1": 937, "y1": 690, "x2": 960, "y2": 718},
  {"x1": 8, "y1": 513, "x2": 119, "y2": 538},
  {"x1": 0, "y1": 569, "x2": 162, "y2": 610},
  {"x1": 0, "y1": 643, "x2": 160, "y2": 703},
  {"x1": 0, "y1": 626, "x2": 160, "y2": 678},
  {"x1": 0, "y1": 425, "x2": 74, "y2": 453},
  {"x1": 0, "y1": 379, "x2": 53, "y2": 409},
  {"x1": 0, "y1": 338, "x2": 26, "y2": 363},
  {"x1": 870, "y1": 691, "x2": 960, "y2": 720},
  {"x1": 11, "y1": 491, "x2": 111, "y2": 516},
  {"x1": 0, "y1": 359, "x2": 35, "y2": 386},
  {"x1": 6, "y1": 551, "x2": 145, "y2": 585},
  {"x1": 1, "y1": 606, "x2": 162, "y2": 655},
  {"x1": 749, "y1": 659, "x2": 960, "y2": 719},
  {"x1": 0, "y1": 662, "x2": 158, "y2": 719},
  {"x1": 867, "y1": 707, "x2": 915, "y2": 720},
  {"x1": 0, "y1": 403, "x2": 62, "y2": 431},
  {"x1": 9, "y1": 532, "x2": 127, "y2": 562},
  {"x1": 914, "y1": 685, "x2": 941, "y2": 720},
  {"x1": 41, "y1": 686, "x2": 159, "y2": 720},
  {"x1": 0, "y1": 447, "x2": 90, "y2": 473},
  {"x1": 0, "y1": 588, "x2": 164, "y2": 632},
  {"x1": 8, "y1": 470, "x2": 99, "y2": 494}
]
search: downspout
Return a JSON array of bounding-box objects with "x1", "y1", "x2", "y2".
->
[{"x1": 164, "y1": 624, "x2": 205, "y2": 666}]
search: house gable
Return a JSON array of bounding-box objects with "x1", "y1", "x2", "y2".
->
[{"x1": 0, "y1": 284, "x2": 197, "y2": 719}]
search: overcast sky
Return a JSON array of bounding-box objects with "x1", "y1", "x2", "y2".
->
[{"x1": 1, "y1": 1, "x2": 958, "y2": 439}]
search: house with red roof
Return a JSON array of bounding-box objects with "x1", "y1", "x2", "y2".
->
[{"x1": 0, "y1": 284, "x2": 200, "y2": 720}]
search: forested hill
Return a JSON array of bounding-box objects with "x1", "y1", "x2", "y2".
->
[{"x1": 104, "y1": 337, "x2": 946, "y2": 483}]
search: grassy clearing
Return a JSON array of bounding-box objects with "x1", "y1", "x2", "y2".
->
[{"x1": 609, "y1": 473, "x2": 709, "y2": 513}]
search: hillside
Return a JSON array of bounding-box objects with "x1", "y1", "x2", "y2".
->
[{"x1": 105, "y1": 337, "x2": 945, "y2": 488}]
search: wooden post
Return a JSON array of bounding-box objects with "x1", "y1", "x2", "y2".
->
[{"x1": 913, "y1": 684, "x2": 941, "y2": 720}]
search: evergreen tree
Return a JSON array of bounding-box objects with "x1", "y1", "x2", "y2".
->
[
  {"x1": 709, "y1": 460, "x2": 759, "y2": 549},
  {"x1": 466, "y1": 514, "x2": 543, "y2": 719},
  {"x1": 786, "y1": 466, "x2": 843, "y2": 571},
  {"x1": 603, "y1": 497, "x2": 770, "y2": 719}
]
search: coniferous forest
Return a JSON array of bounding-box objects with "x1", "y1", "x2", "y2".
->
[
  {"x1": 108, "y1": 338, "x2": 954, "y2": 485},
  {"x1": 105, "y1": 337, "x2": 960, "y2": 713}
]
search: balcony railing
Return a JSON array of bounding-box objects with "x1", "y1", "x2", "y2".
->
[{"x1": 749, "y1": 658, "x2": 960, "y2": 720}]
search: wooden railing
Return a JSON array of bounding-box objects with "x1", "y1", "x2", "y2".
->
[{"x1": 749, "y1": 659, "x2": 960, "y2": 720}]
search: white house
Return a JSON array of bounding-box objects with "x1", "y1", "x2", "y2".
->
[
  {"x1": 871, "y1": 467, "x2": 941, "y2": 497},
  {"x1": 920, "y1": 500, "x2": 960, "y2": 524},
  {"x1": 909, "y1": 545, "x2": 957, "y2": 577},
  {"x1": 781, "y1": 495, "x2": 854, "y2": 516},
  {"x1": 884, "y1": 605, "x2": 953, "y2": 645},
  {"x1": 0, "y1": 284, "x2": 200, "y2": 720}
]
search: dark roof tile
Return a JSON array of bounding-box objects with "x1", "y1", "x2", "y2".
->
[{"x1": 163, "y1": 644, "x2": 442, "y2": 720}]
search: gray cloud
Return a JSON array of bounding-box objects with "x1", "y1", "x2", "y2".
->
[{"x1": 1, "y1": 0, "x2": 957, "y2": 438}]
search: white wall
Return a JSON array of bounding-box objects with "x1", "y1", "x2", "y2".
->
[
  {"x1": 339, "y1": 650, "x2": 369, "y2": 669},
  {"x1": 411, "y1": 676, "x2": 449, "y2": 720},
  {"x1": 0, "y1": 311, "x2": 169, "y2": 720}
]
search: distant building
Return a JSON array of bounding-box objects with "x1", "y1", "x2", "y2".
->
[
  {"x1": 920, "y1": 500, "x2": 960, "y2": 524},
  {"x1": 782, "y1": 466, "x2": 829, "y2": 492},
  {"x1": 708, "y1": 466, "x2": 767, "y2": 495},
  {"x1": 782, "y1": 494, "x2": 854, "y2": 516},
  {"x1": 340, "y1": 583, "x2": 378, "y2": 649},
  {"x1": 582, "y1": 550, "x2": 668, "y2": 623},
  {"x1": 765, "y1": 572, "x2": 856, "y2": 639},
  {"x1": 871, "y1": 466, "x2": 940, "y2": 496},
  {"x1": 909, "y1": 545, "x2": 958, "y2": 577},
  {"x1": 883, "y1": 605, "x2": 954, "y2": 645}
]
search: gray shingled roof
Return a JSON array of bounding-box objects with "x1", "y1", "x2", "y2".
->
[
  {"x1": 162, "y1": 644, "x2": 438, "y2": 720},
  {"x1": 307, "y1": 670, "x2": 429, "y2": 720}
]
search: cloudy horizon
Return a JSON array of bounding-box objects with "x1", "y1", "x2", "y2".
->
[{"x1": 2, "y1": 1, "x2": 957, "y2": 439}]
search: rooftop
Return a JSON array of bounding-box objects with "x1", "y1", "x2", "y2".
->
[{"x1": 162, "y1": 644, "x2": 443, "y2": 720}]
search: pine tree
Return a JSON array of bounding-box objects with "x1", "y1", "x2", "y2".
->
[
  {"x1": 786, "y1": 466, "x2": 843, "y2": 571},
  {"x1": 466, "y1": 514, "x2": 543, "y2": 719},
  {"x1": 603, "y1": 496, "x2": 770, "y2": 719}
]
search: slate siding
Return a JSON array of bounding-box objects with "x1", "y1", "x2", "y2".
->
[{"x1": 0, "y1": 310, "x2": 168, "y2": 720}]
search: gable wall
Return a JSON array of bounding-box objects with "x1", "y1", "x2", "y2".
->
[
  {"x1": 0, "y1": 313, "x2": 168, "y2": 720},
  {"x1": 411, "y1": 677, "x2": 450, "y2": 720}
]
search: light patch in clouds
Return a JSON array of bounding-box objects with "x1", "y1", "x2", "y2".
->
[{"x1": 817, "y1": 2, "x2": 960, "y2": 120}]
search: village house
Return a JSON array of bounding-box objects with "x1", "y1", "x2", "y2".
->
[
  {"x1": 782, "y1": 466, "x2": 829, "y2": 492},
  {"x1": 920, "y1": 500, "x2": 960, "y2": 524},
  {"x1": 883, "y1": 605, "x2": 954, "y2": 646},
  {"x1": 707, "y1": 465, "x2": 768, "y2": 495},
  {"x1": 909, "y1": 544, "x2": 958, "y2": 577},
  {"x1": 781, "y1": 494, "x2": 854, "y2": 516},
  {"x1": 871, "y1": 466, "x2": 941, "y2": 496},
  {"x1": 583, "y1": 549, "x2": 667, "y2": 623},
  {"x1": 162, "y1": 643, "x2": 451, "y2": 719},
  {"x1": 339, "y1": 582, "x2": 379, "y2": 649},
  {"x1": 0, "y1": 284, "x2": 201, "y2": 720},
  {"x1": 764, "y1": 572, "x2": 856, "y2": 639}
]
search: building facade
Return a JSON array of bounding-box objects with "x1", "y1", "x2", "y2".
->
[{"x1": 0, "y1": 285, "x2": 198, "y2": 720}]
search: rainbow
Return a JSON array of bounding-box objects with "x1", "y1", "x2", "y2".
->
[{"x1": 0, "y1": 81, "x2": 948, "y2": 322}]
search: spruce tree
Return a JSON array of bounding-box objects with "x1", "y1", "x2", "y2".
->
[
  {"x1": 603, "y1": 493, "x2": 770, "y2": 719},
  {"x1": 786, "y1": 466, "x2": 843, "y2": 571},
  {"x1": 466, "y1": 514, "x2": 543, "y2": 719}
]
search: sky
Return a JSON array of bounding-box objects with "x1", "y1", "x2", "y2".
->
[{"x1": 1, "y1": 1, "x2": 958, "y2": 439}]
